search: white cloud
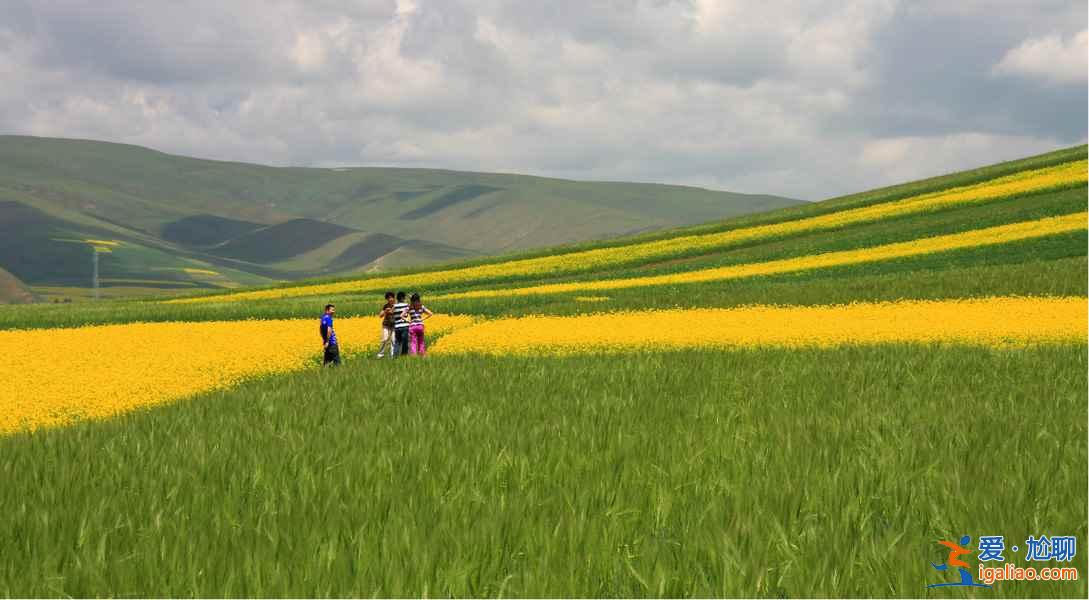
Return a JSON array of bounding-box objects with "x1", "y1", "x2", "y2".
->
[
  {"x1": 859, "y1": 133, "x2": 1069, "y2": 184},
  {"x1": 290, "y1": 32, "x2": 329, "y2": 72},
  {"x1": 0, "y1": 1, "x2": 1084, "y2": 201},
  {"x1": 993, "y1": 29, "x2": 1088, "y2": 84}
]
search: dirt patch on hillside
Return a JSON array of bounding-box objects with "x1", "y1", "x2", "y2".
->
[{"x1": 0, "y1": 266, "x2": 35, "y2": 304}]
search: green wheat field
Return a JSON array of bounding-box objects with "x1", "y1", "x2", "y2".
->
[{"x1": 1, "y1": 146, "x2": 1086, "y2": 597}]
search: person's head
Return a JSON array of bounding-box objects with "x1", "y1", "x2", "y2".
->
[
  {"x1": 396, "y1": 291, "x2": 406, "y2": 302},
  {"x1": 410, "y1": 293, "x2": 421, "y2": 308},
  {"x1": 384, "y1": 291, "x2": 395, "y2": 304},
  {"x1": 324, "y1": 303, "x2": 335, "y2": 315}
]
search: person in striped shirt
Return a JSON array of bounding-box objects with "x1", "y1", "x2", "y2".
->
[
  {"x1": 391, "y1": 291, "x2": 411, "y2": 357},
  {"x1": 404, "y1": 292, "x2": 434, "y2": 356}
]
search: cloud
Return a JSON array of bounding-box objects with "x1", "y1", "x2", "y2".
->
[
  {"x1": 859, "y1": 133, "x2": 1069, "y2": 184},
  {"x1": 0, "y1": 0, "x2": 1085, "y2": 201},
  {"x1": 993, "y1": 29, "x2": 1088, "y2": 84}
]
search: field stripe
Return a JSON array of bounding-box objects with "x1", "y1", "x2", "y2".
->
[
  {"x1": 168, "y1": 160, "x2": 1087, "y2": 303},
  {"x1": 433, "y1": 297, "x2": 1088, "y2": 355},
  {"x1": 0, "y1": 315, "x2": 473, "y2": 433},
  {"x1": 435, "y1": 212, "x2": 1088, "y2": 300}
]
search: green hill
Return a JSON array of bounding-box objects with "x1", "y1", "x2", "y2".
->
[
  {"x1": 0, "y1": 145, "x2": 1085, "y2": 598},
  {"x1": 160, "y1": 214, "x2": 264, "y2": 247},
  {"x1": 0, "y1": 135, "x2": 800, "y2": 301},
  {"x1": 5, "y1": 143, "x2": 1083, "y2": 327}
]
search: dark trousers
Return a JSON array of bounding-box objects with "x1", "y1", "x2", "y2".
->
[
  {"x1": 394, "y1": 328, "x2": 410, "y2": 357},
  {"x1": 323, "y1": 343, "x2": 341, "y2": 366}
]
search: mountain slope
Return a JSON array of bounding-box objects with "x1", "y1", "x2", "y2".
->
[
  {"x1": 0, "y1": 135, "x2": 799, "y2": 300},
  {"x1": 0, "y1": 266, "x2": 34, "y2": 304},
  {"x1": 158, "y1": 143, "x2": 1085, "y2": 308}
]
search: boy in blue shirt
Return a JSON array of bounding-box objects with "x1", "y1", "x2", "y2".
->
[{"x1": 320, "y1": 303, "x2": 340, "y2": 366}]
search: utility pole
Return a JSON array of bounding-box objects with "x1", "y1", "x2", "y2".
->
[
  {"x1": 52, "y1": 238, "x2": 119, "y2": 301},
  {"x1": 92, "y1": 247, "x2": 99, "y2": 301}
]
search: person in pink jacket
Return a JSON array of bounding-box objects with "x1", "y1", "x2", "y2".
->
[{"x1": 403, "y1": 293, "x2": 433, "y2": 356}]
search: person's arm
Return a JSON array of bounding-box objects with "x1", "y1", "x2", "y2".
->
[
  {"x1": 320, "y1": 322, "x2": 329, "y2": 347},
  {"x1": 422, "y1": 306, "x2": 434, "y2": 319}
]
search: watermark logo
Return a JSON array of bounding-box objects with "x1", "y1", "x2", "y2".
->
[
  {"x1": 927, "y1": 534, "x2": 1079, "y2": 589},
  {"x1": 928, "y1": 535, "x2": 991, "y2": 588}
]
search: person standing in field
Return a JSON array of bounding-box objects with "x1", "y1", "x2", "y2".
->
[
  {"x1": 405, "y1": 292, "x2": 434, "y2": 356},
  {"x1": 392, "y1": 291, "x2": 411, "y2": 357},
  {"x1": 376, "y1": 291, "x2": 396, "y2": 358},
  {"x1": 320, "y1": 303, "x2": 340, "y2": 367}
]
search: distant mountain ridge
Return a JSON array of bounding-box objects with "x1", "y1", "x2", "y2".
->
[{"x1": 0, "y1": 135, "x2": 800, "y2": 300}]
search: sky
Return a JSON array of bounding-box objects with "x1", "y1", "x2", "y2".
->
[{"x1": 1, "y1": 0, "x2": 1085, "y2": 200}]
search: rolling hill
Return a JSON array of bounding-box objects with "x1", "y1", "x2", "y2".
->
[
  {"x1": 1, "y1": 144, "x2": 1085, "y2": 597},
  {"x1": 0, "y1": 135, "x2": 800, "y2": 301}
]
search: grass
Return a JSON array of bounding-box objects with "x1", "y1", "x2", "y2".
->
[
  {"x1": 1, "y1": 147, "x2": 1086, "y2": 597},
  {"x1": 1, "y1": 252, "x2": 1084, "y2": 330},
  {"x1": 2, "y1": 234, "x2": 1083, "y2": 329},
  {"x1": 1, "y1": 347, "x2": 1085, "y2": 597},
  {"x1": 30, "y1": 285, "x2": 195, "y2": 302},
  {"x1": 420, "y1": 187, "x2": 1085, "y2": 296},
  {"x1": 618, "y1": 186, "x2": 1085, "y2": 276},
  {"x1": 434, "y1": 254, "x2": 1088, "y2": 319}
]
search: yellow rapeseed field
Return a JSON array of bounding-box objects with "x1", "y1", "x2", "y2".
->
[
  {"x1": 434, "y1": 297, "x2": 1088, "y2": 355},
  {"x1": 436, "y1": 212, "x2": 1088, "y2": 300},
  {"x1": 169, "y1": 160, "x2": 1087, "y2": 304},
  {"x1": 0, "y1": 314, "x2": 473, "y2": 433}
]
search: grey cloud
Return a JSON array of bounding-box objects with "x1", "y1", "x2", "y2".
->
[
  {"x1": 0, "y1": 0, "x2": 1085, "y2": 201},
  {"x1": 839, "y1": 2, "x2": 1086, "y2": 142},
  {"x1": 13, "y1": 2, "x2": 278, "y2": 83},
  {"x1": 490, "y1": 0, "x2": 692, "y2": 49}
]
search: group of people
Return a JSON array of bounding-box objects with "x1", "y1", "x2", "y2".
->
[{"x1": 319, "y1": 291, "x2": 433, "y2": 366}]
